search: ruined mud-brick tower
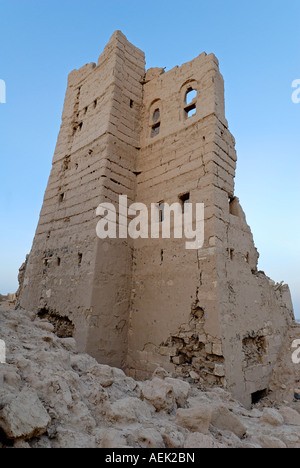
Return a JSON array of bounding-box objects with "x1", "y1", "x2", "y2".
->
[{"x1": 18, "y1": 31, "x2": 295, "y2": 407}]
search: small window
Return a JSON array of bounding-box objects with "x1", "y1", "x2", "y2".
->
[
  {"x1": 161, "y1": 249, "x2": 164, "y2": 263},
  {"x1": 230, "y1": 249, "x2": 234, "y2": 261},
  {"x1": 151, "y1": 108, "x2": 161, "y2": 137},
  {"x1": 179, "y1": 193, "x2": 190, "y2": 212},
  {"x1": 94, "y1": 99, "x2": 98, "y2": 108},
  {"x1": 184, "y1": 87, "x2": 197, "y2": 119},
  {"x1": 78, "y1": 122, "x2": 83, "y2": 131},
  {"x1": 57, "y1": 257, "x2": 61, "y2": 267},
  {"x1": 78, "y1": 253, "x2": 83, "y2": 266},
  {"x1": 130, "y1": 99, "x2": 134, "y2": 108},
  {"x1": 84, "y1": 106, "x2": 88, "y2": 114},
  {"x1": 59, "y1": 193, "x2": 65, "y2": 203}
]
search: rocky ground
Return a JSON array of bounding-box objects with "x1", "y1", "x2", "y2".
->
[{"x1": 0, "y1": 306, "x2": 299, "y2": 449}]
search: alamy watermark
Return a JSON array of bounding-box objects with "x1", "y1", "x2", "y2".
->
[
  {"x1": 292, "y1": 79, "x2": 300, "y2": 104},
  {"x1": 292, "y1": 340, "x2": 300, "y2": 364},
  {"x1": 96, "y1": 196, "x2": 204, "y2": 250},
  {"x1": 0, "y1": 340, "x2": 6, "y2": 364},
  {"x1": 0, "y1": 79, "x2": 6, "y2": 104}
]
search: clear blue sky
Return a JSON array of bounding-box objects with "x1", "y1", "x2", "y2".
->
[{"x1": 0, "y1": 0, "x2": 299, "y2": 317}]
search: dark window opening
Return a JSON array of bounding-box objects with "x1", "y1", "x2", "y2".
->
[
  {"x1": 230, "y1": 249, "x2": 234, "y2": 261},
  {"x1": 59, "y1": 193, "x2": 65, "y2": 203},
  {"x1": 84, "y1": 106, "x2": 88, "y2": 114},
  {"x1": 251, "y1": 389, "x2": 268, "y2": 405},
  {"x1": 94, "y1": 99, "x2": 98, "y2": 108},
  {"x1": 38, "y1": 308, "x2": 75, "y2": 339},
  {"x1": 179, "y1": 193, "x2": 190, "y2": 212},
  {"x1": 78, "y1": 122, "x2": 83, "y2": 131},
  {"x1": 161, "y1": 249, "x2": 164, "y2": 263},
  {"x1": 130, "y1": 99, "x2": 134, "y2": 108},
  {"x1": 57, "y1": 257, "x2": 61, "y2": 267},
  {"x1": 78, "y1": 253, "x2": 83, "y2": 266}
]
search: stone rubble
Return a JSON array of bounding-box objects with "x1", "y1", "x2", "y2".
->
[{"x1": 0, "y1": 306, "x2": 299, "y2": 449}]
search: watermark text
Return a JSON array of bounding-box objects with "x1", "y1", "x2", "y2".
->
[
  {"x1": 96, "y1": 196, "x2": 205, "y2": 250},
  {"x1": 0, "y1": 340, "x2": 6, "y2": 364},
  {"x1": 292, "y1": 339, "x2": 300, "y2": 364}
]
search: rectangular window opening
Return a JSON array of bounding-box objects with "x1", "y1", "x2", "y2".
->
[
  {"x1": 251, "y1": 389, "x2": 268, "y2": 405},
  {"x1": 179, "y1": 193, "x2": 190, "y2": 212},
  {"x1": 57, "y1": 257, "x2": 61, "y2": 267},
  {"x1": 59, "y1": 193, "x2": 65, "y2": 203},
  {"x1": 161, "y1": 249, "x2": 164, "y2": 263}
]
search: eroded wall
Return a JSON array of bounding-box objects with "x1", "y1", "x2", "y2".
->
[
  {"x1": 19, "y1": 31, "x2": 145, "y2": 367},
  {"x1": 127, "y1": 54, "x2": 231, "y2": 383}
]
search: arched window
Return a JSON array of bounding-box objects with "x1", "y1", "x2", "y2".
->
[
  {"x1": 184, "y1": 87, "x2": 197, "y2": 119},
  {"x1": 151, "y1": 108, "x2": 161, "y2": 137}
]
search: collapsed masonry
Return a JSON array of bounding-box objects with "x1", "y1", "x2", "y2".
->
[{"x1": 17, "y1": 31, "x2": 297, "y2": 408}]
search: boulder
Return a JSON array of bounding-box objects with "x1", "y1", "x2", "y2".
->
[
  {"x1": 261, "y1": 408, "x2": 284, "y2": 427},
  {"x1": 279, "y1": 407, "x2": 300, "y2": 426},
  {"x1": 175, "y1": 405, "x2": 212, "y2": 434},
  {"x1": 211, "y1": 404, "x2": 246, "y2": 439},
  {"x1": 0, "y1": 387, "x2": 50, "y2": 440},
  {"x1": 141, "y1": 378, "x2": 175, "y2": 413},
  {"x1": 165, "y1": 377, "x2": 190, "y2": 408}
]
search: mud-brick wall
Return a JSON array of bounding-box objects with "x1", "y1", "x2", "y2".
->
[
  {"x1": 19, "y1": 31, "x2": 145, "y2": 368},
  {"x1": 127, "y1": 54, "x2": 231, "y2": 382}
]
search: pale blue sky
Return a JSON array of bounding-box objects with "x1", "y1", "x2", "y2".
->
[{"x1": 0, "y1": 0, "x2": 299, "y2": 317}]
